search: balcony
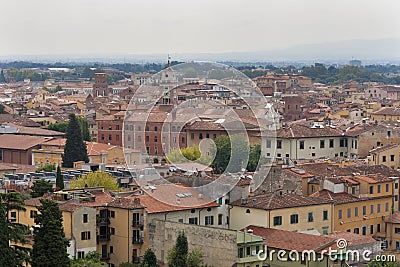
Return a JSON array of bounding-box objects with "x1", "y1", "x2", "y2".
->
[
  {"x1": 132, "y1": 237, "x2": 144, "y2": 244},
  {"x1": 97, "y1": 233, "x2": 111, "y2": 243},
  {"x1": 236, "y1": 255, "x2": 262, "y2": 264},
  {"x1": 132, "y1": 218, "x2": 144, "y2": 227},
  {"x1": 132, "y1": 256, "x2": 142, "y2": 264},
  {"x1": 100, "y1": 253, "x2": 110, "y2": 260},
  {"x1": 96, "y1": 216, "x2": 110, "y2": 226}
]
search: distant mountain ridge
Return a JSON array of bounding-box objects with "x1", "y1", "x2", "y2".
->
[{"x1": 1, "y1": 38, "x2": 399, "y2": 64}]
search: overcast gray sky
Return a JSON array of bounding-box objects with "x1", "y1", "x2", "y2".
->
[{"x1": 1, "y1": 0, "x2": 399, "y2": 56}]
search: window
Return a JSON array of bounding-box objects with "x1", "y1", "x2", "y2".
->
[
  {"x1": 370, "y1": 225, "x2": 374, "y2": 235},
  {"x1": 370, "y1": 205, "x2": 374, "y2": 214},
  {"x1": 266, "y1": 139, "x2": 272, "y2": 148},
  {"x1": 277, "y1": 140, "x2": 282, "y2": 149},
  {"x1": 30, "y1": 210, "x2": 37, "y2": 218},
  {"x1": 101, "y1": 134, "x2": 104, "y2": 140},
  {"x1": 77, "y1": 251, "x2": 85, "y2": 259},
  {"x1": 83, "y1": 214, "x2": 88, "y2": 223},
  {"x1": 238, "y1": 248, "x2": 244, "y2": 258},
  {"x1": 338, "y1": 210, "x2": 342, "y2": 219},
  {"x1": 81, "y1": 231, "x2": 91, "y2": 240},
  {"x1": 213, "y1": 134, "x2": 217, "y2": 139},
  {"x1": 205, "y1": 216, "x2": 214, "y2": 225},
  {"x1": 110, "y1": 246, "x2": 113, "y2": 254},
  {"x1": 363, "y1": 206, "x2": 367, "y2": 216},
  {"x1": 154, "y1": 147, "x2": 158, "y2": 155},
  {"x1": 378, "y1": 185, "x2": 381, "y2": 193},
  {"x1": 347, "y1": 208, "x2": 351, "y2": 218},
  {"x1": 377, "y1": 224, "x2": 381, "y2": 233},
  {"x1": 396, "y1": 183, "x2": 399, "y2": 190},
  {"x1": 0, "y1": 149, "x2": 2, "y2": 161},
  {"x1": 386, "y1": 184, "x2": 390, "y2": 192},
  {"x1": 110, "y1": 228, "x2": 115, "y2": 235},
  {"x1": 273, "y1": 216, "x2": 282, "y2": 226},
  {"x1": 369, "y1": 186, "x2": 374, "y2": 194},
  {"x1": 395, "y1": 228, "x2": 400, "y2": 234},
  {"x1": 199, "y1": 133, "x2": 203, "y2": 139},
  {"x1": 138, "y1": 136, "x2": 142, "y2": 142},
  {"x1": 320, "y1": 140, "x2": 325, "y2": 148},
  {"x1": 110, "y1": 211, "x2": 115, "y2": 218},
  {"x1": 178, "y1": 219, "x2": 184, "y2": 223},
  {"x1": 340, "y1": 138, "x2": 347, "y2": 147},
  {"x1": 377, "y1": 204, "x2": 381, "y2": 213},
  {"x1": 189, "y1": 217, "x2": 198, "y2": 224},
  {"x1": 191, "y1": 133, "x2": 195, "y2": 139},
  {"x1": 391, "y1": 155, "x2": 395, "y2": 162},
  {"x1": 329, "y1": 139, "x2": 334, "y2": 148},
  {"x1": 10, "y1": 211, "x2": 16, "y2": 222},
  {"x1": 354, "y1": 228, "x2": 359, "y2": 234},
  {"x1": 290, "y1": 214, "x2": 298, "y2": 224},
  {"x1": 116, "y1": 125, "x2": 119, "y2": 130},
  {"x1": 311, "y1": 153, "x2": 316, "y2": 157},
  {"x1": 109, "y1": 135, "x2": 112, "y2": 141},
  {"x1": 299, "y1": 141, "x2": 304, "y2": 150},
  {"x1": 386, "y1": 202, "x2": 389, "y2": 212},
  {"x1": 154, "y1": 136, "x2": 158, "y2": 142},
  {"x1": 323, "y1": 210, "x2": 328, "y2": 221},
  {"x1": 308, "y1": 212, "x2": 314, "y2": 222},
  {"x1": 383, "y1": 156, "x2": 387, "y2": 162},
  {"x1": 354, "y1": 207, "x2": 359, "y2": 217},
  {"x1": 116, "y1": 135, "x2": 119, "y2": 141},
  {"x1": 154, "y1": 126, "x2": 158, "y2": 131},
  {"x1": 146, "y1": 136, "x2": 149, "y2": 142},
  {"x1": 218, "y1": 214, "x2": 223, "y2": 225}
]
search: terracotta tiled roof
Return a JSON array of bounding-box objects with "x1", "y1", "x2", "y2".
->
[
  {"x1": 372, "y1": 107, "x2": 400, "y2": 116},
  {"x1": 385, "y1": 212, "x2": 400, "y2": 224},
  {"x1": 353, "y1": 174, "x2": 392, "y2": 184},
  {"x1": 106, "y1": 197, "x2": 144, "y2": 209},
  {"x1": 369, "y1": 143, "x2": 400, "y2": 154},
  {"x1": 80, "y1": 191, "x2": 114, "y2": 207},
  {"x1": 276, "y1": 123, "x2": 342, "y2": 138},
  {"x1": 184, "y1": 121, "x2": 225, "y2": 131},
  {"x1": 310, "y1": 190, "x2": 367, "y2": 204},
  {"x1": 0, "y1": 134, "x2": 49, "y2": 150},
  {"x1": 245, "y1": 225, "x2": 338, "y2": 252},
  {"x1": 325, "y1": 231, "x2": 377, "y2": 247},
  {"x1": 231, "y1": 192, "x2": 333, "y2": 210}
]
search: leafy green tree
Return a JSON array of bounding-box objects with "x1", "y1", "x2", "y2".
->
[
  {"x1": 35, "y1": 163, "x2": 57, "y2": 173},
  {"x1": 140, "y1": 248, "x2": 158, "y2": 267},
  {"x1": 211, "y1": 134, "x2": 248, "y2": 174},
  {"x1": 48, "y1": 121, "x2": 69, "y2": 133},
  {"x1": 0, "y1": 192, "x2": 30, "y2": 266},
  {"x1": 56, "y1": 165, "x2": 64, "y2": 190},
  {"x1": 367, "y1": 259, "x2": 400, "y2": 267},
  {"x1": 118, "y1": 263, "x2": 136, "y2": 267},
  {"x1": 186, "y1": 249, "x2": 203, "y2": 267},
  {"x1": 62, "y1": 113, "x2": 89, "y2": 168},
  {"x1": 71, "y1": 171, "x2": 118, "y2": 190},
  {"x1": 31, "y1": 199, "x2": 70, "y2": 267},
  {"x1": 31, "y1": 179, "x2": 54, "y2": 198},
  {"x1": 166, "y1": 146, "x2": 211, "y2": 165},
  {"x1": 71, "y1": 251, "x2": 106, "y2": 267},
  {"x1": 48, "y1": 118, "x2": 91, "y2": 141},
  {"x1": 167, "y1": 232, "x2": 188, "y2": 267}
]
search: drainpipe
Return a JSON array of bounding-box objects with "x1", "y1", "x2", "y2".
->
[{"x1": 128, "y1": 209, "x2": 130, "y2": 263}]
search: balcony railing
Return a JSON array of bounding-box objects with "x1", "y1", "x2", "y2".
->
[
  {"x1": 97, "y1": 233, "x2": 111, "y2": 243},
  {"x1": 96, "y1": 216, "x2": 110, "y2": 226},
  {"x1": 132, "y1": 256, "x2": 142, "y2": 264},
  {"x1": 100, "y1": 253, "x2": 110, "y2": 260},
  {"x1": 132, "y1": 237, "x2": 144, "y2": 244},
  {"x1": 132, "y1": 218, "x2": 144, "y2": 227}
]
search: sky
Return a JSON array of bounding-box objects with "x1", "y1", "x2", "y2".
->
[{"x1": 1, "y1": 0, "x2": 400, "y2": 56}]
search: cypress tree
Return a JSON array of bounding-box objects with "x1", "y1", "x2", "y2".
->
[
  {"x1": 141, "y1": 248, "x2": 158, "y2": 267},
  {"x1": 167, "y1": 232, "x2": 188, "y2": 267},
  {"x1": 56, "y1": 165, "x2": 64, "y2": 190},
  {"x1": 31, "y1": 199, "x2": 70, "y2": 267},
  {"x1": 62, "y1": 114, "x2": 89, "y2": 168},
  {"x1": 0, "y1": 192, "x2": 29, "y2": 266}
]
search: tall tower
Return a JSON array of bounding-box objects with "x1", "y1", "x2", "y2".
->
[
  {"x1": 93, "y1": 73, "x2": 109, "y2": 97},
  {"x1": 160, "y1": 56, "x2": 177, "y2": 105}
]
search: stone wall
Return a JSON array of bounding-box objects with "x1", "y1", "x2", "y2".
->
[{"x1": 148, "y1": 219, "x2": 237, "y2": 267}]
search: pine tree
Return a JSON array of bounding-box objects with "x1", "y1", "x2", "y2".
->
[
  {"x1": 56, "y1": 165, "x2": 64, "y2": 190},
  {"x1": 0, "y1": 69, "x2": 6, "y2": 83},
  {"x1": 0, "y1": 192, "x2": 30, "y2": 266},
  {"x1": 140, "y1": 248, "x2": 158, "y2": 267},
  {"x1": 31, "y1": 199, "x2": 70, "y2": 267},
  {"x1": 62, "y1": 113, "x2": 89, "y2": 168},
  {"x1": 167, "y1": 232, "x2": 188, "y2": 267},
  {"x1": 31, "y1": 179, "x2": 54, "y2": 198}
]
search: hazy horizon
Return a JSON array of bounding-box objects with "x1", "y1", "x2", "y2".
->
[{"x1": 1, "y1": 0, "x2": 400, "y2": 59}]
